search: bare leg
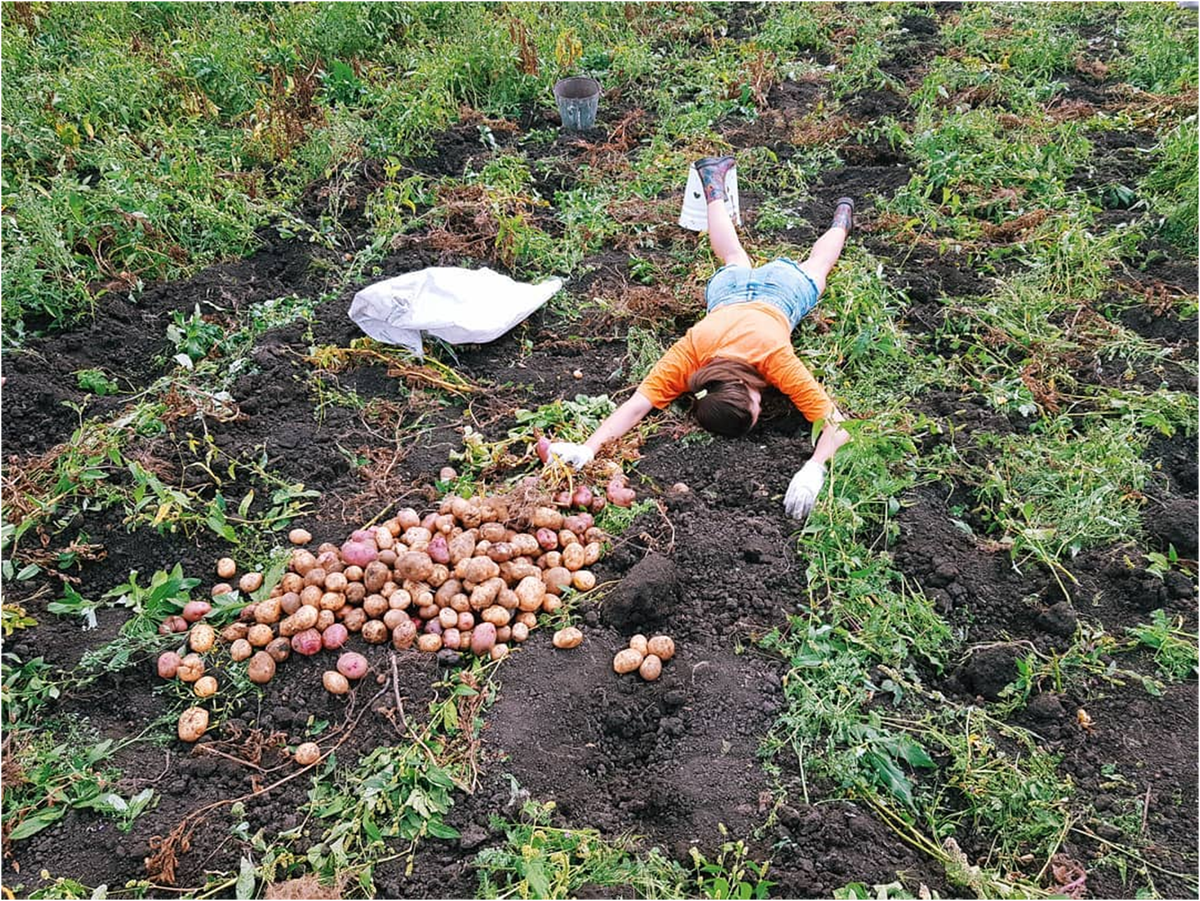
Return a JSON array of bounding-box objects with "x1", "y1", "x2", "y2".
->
[
  {"x1": 706, "y1": 199, "x2": 752, "y2": 268},
  {"x1": 798, "y1": 198, "x2": 853, "y2": 293}
]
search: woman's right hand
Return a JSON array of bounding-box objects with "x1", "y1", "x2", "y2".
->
[{"x1": 547, "y1": 442, "x2": 594, "y2": 469}]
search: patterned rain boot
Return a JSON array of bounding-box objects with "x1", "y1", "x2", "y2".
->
[{"x1": 694, "y1": 155, "x2": 737, "y2": 203}]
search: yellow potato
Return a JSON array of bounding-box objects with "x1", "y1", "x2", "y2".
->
[
  {"x1": 193, "y1": 675, "x2": 218, "y2": 698},
  {"x1": 629, "y1": 634, "x2": 648, "y2": 655},
  {"x1": 177, "y1": 653, "x2": 205, "y2": 682},
  {"x1": 613, "y1": 648, "x2": 643, "y2": 674},
  {"x1": 188, "y1": 623, "x2": 216, "y2": 654},
  {"x1": 294, "y1": 742, "x2": 320, "y2": 766},
  {"x1": 639, "y1": 654, "x2": 662, "y2": 681},
  {"x1": 647, "y1": 635, "x2": 675, "y2": 662},
  {"x1": 553, "y1": 627, "x2": 584, "y2": 649},
  {"x1": 216, "y1": 557, "x2": 236, "y2": 579},
  {"x1": 178, "y1": 707, "x2": 209, "y2": 742}
]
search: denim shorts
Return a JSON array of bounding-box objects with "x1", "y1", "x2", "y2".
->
[{"x1": 705, "y1": 258, "x2": 821, "y2": 329}]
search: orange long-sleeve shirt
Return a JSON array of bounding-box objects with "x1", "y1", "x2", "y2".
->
[{"x1": 636, "y1": 301, "x2": 834, "y2": 422}]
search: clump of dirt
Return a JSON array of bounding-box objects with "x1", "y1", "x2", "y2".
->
[
  {"x1": 1144, "y1": 496, "x2": 1199, "y2": 559},
  {"x1": 599, "y1": 551, "x2": 679, "y2": 632},
  {"x1": 960, "y1": 644, "x2": 1024, "y2": 701}
]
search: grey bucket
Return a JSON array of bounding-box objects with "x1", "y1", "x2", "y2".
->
[{"x1": 553, "y1": 77, "x2": 601, "y2": 130}]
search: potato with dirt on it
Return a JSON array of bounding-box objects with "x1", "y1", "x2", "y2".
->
[
  {"x1": 247, "y1": 624, "x2": 274, "y2": 647},
  {"x1": 552, "y1": 627, "x2": 584, "y2": 649},
  {"x1": 177, "y1": 653, "x2": 206, "y2": 682},
  {"x1": 647, "y1": 635, "x2": 675, "y2": 661},
  {"x1": 629, "y1": 634, "x2": 648, "y2": 655},
  {"x1": 613, "y1": 648, "x2": 644, "y2": 674},
  {"x1": 532, "y1": 506, "x2": 564, "y2": 531},
  {"x1": 279, "y1": 605, "x2": 319, "y2": 636},
  {"x1": 229, "y1": 638, "x2": 253, "y2": 662},
  {"x1": 239, "y1": 571, "x2": 264, "y2": 594},
  {"x1": 323, "y1": 671, "x2": 350, "y2": 695},
  {"x1": 392, "y1": 619, "x2": 418, "y2": 650},
  {"x1": 582, "y1": 542, "x2": 602, "y2": 566},
  {"x1": 572, "y1": 570, "x2": 596, "y2": 592},
  {"x1": 247, "y1": 651, "x2": 276, "y2": 684},
  {"x1": 541, "y1": 595, "x2": 562, "y2": 614},
  {"x1": 343, "y1": 607, "x2": 367, "y2": 633},
  {"x1": 561, "y1": 543, "x2": 586, "y2": 572},
  {"x1": 482, "y1": 605, "x2": 511, "y2": 627},
  {"x1": 490, "y1": 643, "x2": 510, "y2": 661},
  {"x1": 254, "y1": 597, "x2": 282, "y2": 625},
  {"x1": 216, "y1": 557, "x2": 237, "y2": 579},
  {"x1": 469, "y1": 577, "x2": 505, "y2": 611},
  {"x1": 266, "y1": 637, "x2": 292, "y2": 663},
  {"x1": 189, "y1": 623, "x2": 216, "y2": 654},
  {"x1": 178, "y1": 707, "x2": 209, "y2": 743},
  {"x1": 639, "y1": 654, "x2": 662, "y2": 681},
  {"x1": 511, "y1": 622, "x2": 530, "y2": 643},
  {"x1": 288, "y1": 528, "x2": 313, "y2": 546},
  {"x1": 193, "y1": 675, "x2": 218, "y2": 698},
  {"x1": 363, "y1": 560, "x2": 390, "y2": 593},
  {"x1": 417, "y1": 633, "x2": 443, "y2": 653},
  {"x1": 294, "y1": 742, "x2": 320, "y2": 766},
  {"x1": 362, "y1": 620, "x2": 389, "y2": 645},
  {"x1": 542, "y1": 567, "x2": 572, "y2": 595}
]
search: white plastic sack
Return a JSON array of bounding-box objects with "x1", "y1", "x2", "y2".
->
[{"x1": 348, "y1": 267, "x2": 563, "y2": 357}]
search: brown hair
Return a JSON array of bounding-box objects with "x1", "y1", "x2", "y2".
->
[{"x1": 687, "y1": 358, "x2": 767, "y2": 437}]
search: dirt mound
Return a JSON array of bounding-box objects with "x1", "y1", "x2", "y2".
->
[
  {"x1": 484, "y1": 625, "x2": 778, "y2": 858},
  {"x1": 1144, "y1": 496, "x2": 1199, "y2": 559},
  {"x1": 960, "y1": 643, "x2": 1024, "y2": 700},
  {"x1": 599, "y1": 551, "x2": 680, "y2": 632}
]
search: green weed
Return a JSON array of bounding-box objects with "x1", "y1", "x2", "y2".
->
[{"x1": 1126, "y1": 610, "x2": 1199, "y2": 682}]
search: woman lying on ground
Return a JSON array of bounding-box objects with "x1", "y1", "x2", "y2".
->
[{"x1": 548, "y1": 155, "x2": 854, "y2": 522}]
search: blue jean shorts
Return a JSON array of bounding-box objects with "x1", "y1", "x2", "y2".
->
[{"x1": 705, "y1": 258, "x2": 821, "y2": 329}]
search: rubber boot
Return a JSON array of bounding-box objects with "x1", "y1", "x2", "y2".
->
[
  {"x1": 832, "y1": 197, "x2": 854, "y2": 232},
  {"x1": 694, "y1": 155, "x2": 736, "y2": 203}
]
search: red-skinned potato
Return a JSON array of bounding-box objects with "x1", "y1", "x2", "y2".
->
[
  {"x1": 471, "y1": 622, "x2": 497, "y2": 656},
  {"x1": 536, "y1": 528, "x2": 558, "y2": 551},
  {"x1": 341, "y1": 540, "x2": 378, "y2": 567},
  {"x1": 428, "y1": 534, "x2": 450, "y2": 565},
  {"x1": 157, "y1": 651, "x2": 182, "y2": 679},
  {"x1": 607, "y1": 476, "x2": 636, "y2": 507},
  {"x1": 211, "y1": 583, "x2": 233, "y2": 599},
  {"x1": 571, "y1": 485, "x2": 593, "y2": 509},
  {"x1": 291, "y1": 629, "x2": 323, "y2": 656},
  {"x1": 322, "y1": 623, "x2": 349, "y2": 650},
  {"x1": 182, "y1": 601, "x2": 212, "y2": 623},
  {"x1": 336, "y1": 652, "x2": 368, "y2": 680},
  {"x1": 443, "y1": 627, "x2": 462, "y2": 650},
  {"x1": 536, "y1": 436, "x2": 552, "y2": 463}
]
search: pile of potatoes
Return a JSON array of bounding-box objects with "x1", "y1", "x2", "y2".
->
[
  {"x1": 613, "y1": 634, "x2": 675, "y2": 682},
  {"x1": 158, "y1": 493, "x2": 613, "y2": 741}
]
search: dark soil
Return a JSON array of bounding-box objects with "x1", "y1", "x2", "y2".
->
[{"x1": 3, "y1": 7, "x2": 1197, "y2": 898}]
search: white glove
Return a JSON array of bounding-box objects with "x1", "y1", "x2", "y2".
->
[
  {"x1": 784, "y1": 459, "x2": 826, "y2": 521},
  {"x1": 548, "y1": 442, "x2": 594, "y2": 469}
]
